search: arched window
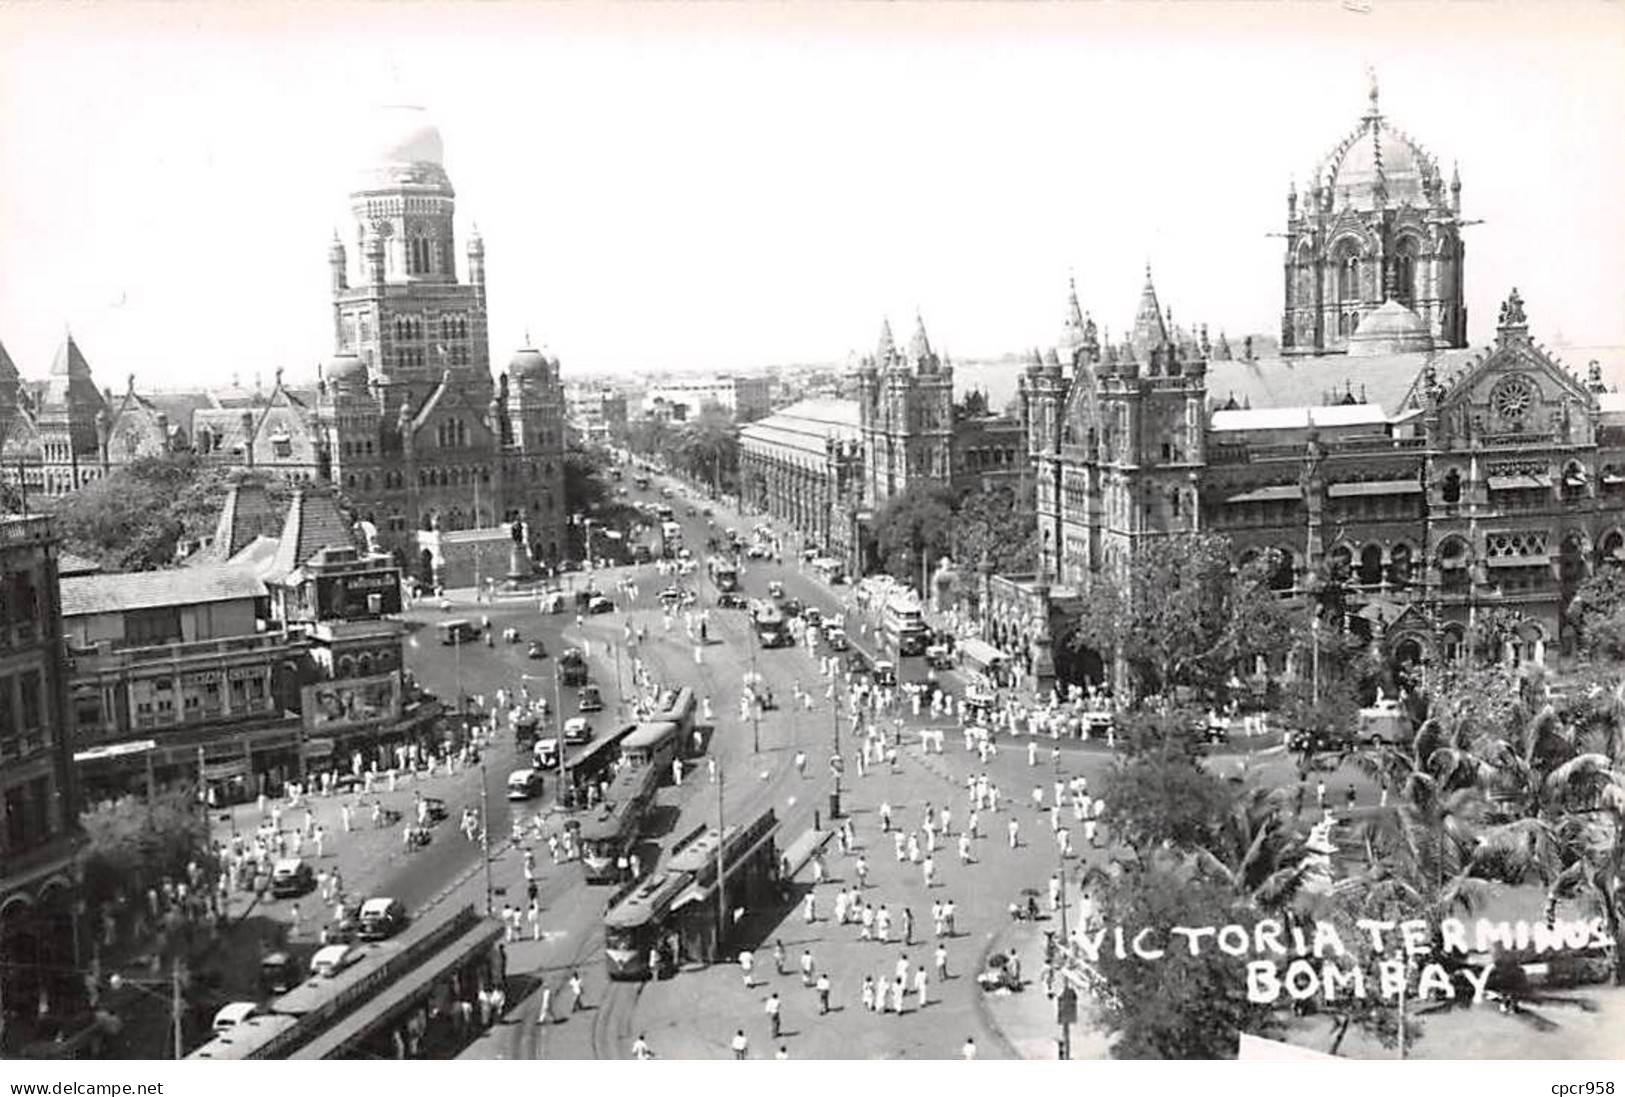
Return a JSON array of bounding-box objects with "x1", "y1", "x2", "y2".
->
[
  {"x1": 1334, "y1": 240, "x2": 1362, "y2": 303},
  {"x1": 1561, "y1": 460, "x2": 1587, "y2": 503},
  {"x1": 1388, "y1": 543, "x2": 1413, "y2": 588},
  {"x1": 1393, "y1": 236, "x2": 1419, "y2": 307},
  {"x1": 1439, "y1": 537, "x2": 1470, "y2": 592}
]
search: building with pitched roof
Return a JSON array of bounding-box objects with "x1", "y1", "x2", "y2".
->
[
  {"x1": 63, "y1": 486, "x2": 433, "y2": 802},
  {"x1": 999, "y1": 84, "x2": 1625, "y2": 688},
  {"x1": 739, "y1": 314, "x2": 1030, "y2": 573},
  {"x1": 0, "y1": 107, "x2": 568, "y2": 581}
]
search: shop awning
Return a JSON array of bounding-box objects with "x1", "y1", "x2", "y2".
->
[
  {"x1": 1486, "y1": 474, "x2": 1551, "y2": 491},
  {"x1": 1328, "y1": 479, "x2": 1423, "y2": 498},
  {"x1": 1226, "y1": 484, "x2": 1303, "y2": 504}
]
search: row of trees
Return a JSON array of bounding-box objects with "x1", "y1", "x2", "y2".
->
[
  {"x1": 869, "y1": 480, "x2": 1038, "y2": 585},
  {"x1": 623, "y1": 404, "x2": 740, "y2": 498}
]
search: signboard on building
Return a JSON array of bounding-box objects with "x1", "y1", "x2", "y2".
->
[
  {"x1": 301, "y1": 670, "x2": 401, "y2": 733},
  {"x1": 316, "y1": 571, "x2": 402, "y2": 619}
]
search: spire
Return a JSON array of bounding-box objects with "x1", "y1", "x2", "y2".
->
[
  {"x1": 876, "y1": 317, "x2": 896, "y2": 362},
  {"x1": 1129, "y1": 264, "x2": 1170, "y2": 363},
  {"x1": 1365, "y1": 65, "x2": 1381, "y2": 120},
  {"x1": 1066, "y1": 275, "x2": 1084, "y2": 329},
  {"x1": 909, "y1": 312, "x2": 932, "y2": 362},
  {"x1": 50, "y1": 331, "x2": 93, "y2": 378}
]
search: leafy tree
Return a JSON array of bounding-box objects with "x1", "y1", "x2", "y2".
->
[
  {"x1": 562, "y1": 443, "x2": 613, "y2": 516},
  {"x1": 79, "y1": 791, "x2": 217, "y2": 909},
  {"x1": 1568, "y1": 567, "x2": 1625, "y2": 661},
  {"x1": 953, "y1": 483, "x2": 1037, "y2": 576},
  {"x1": 953, "y1": 388, "x2": 990, "y2": 421},
  {"x1": 1092, "y1": 865, "x2": 1280, "y2": 1058},
  {"x1": 1101, "y1": 740, "x2": 1237, "y2": 853},
  {"x1": 52, "y1": 456, "x2": 298, "y2": 571},
  {"x1": 870, "y1": 481, "x2": 957, "y2": 589},
  {"x1": 1068, "y1": 533, "x2": 1292, "y2": 701}
]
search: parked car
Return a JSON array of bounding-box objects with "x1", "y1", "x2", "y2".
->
[
  {"x1": 578, "y1": 685, "x2": 604, "y2": 713},
  {"x1": 564, "y1": 716, "x2": 594, "y2": 745},
  {"x1": 872, "y1": 660, "x2": 898, "y2": 687},
  {"x1": 658, "y1": 587, "x2": 682, "y2": 607},
  {"x1": 357, "y1": 898, "x2": 407, "y2": 941},
  {"x1": 311, "y1": 943, "x2": 363, "y2": 979},
  {"x1": 803, "y1": 606, "x2": 823, "y2": 628},
  {"x1": 587, "y1": 595, "x2": 616, "y2": 615},
  {"x1": 781, "y1": 598, "x2": 804, "y2": 618},
  {"x1": 259, "y1": 952, "x2": 299, "y2": 995},
  {"x1": 270, "y1": 858, "x2": 314, "y2": 899},
  {"x1": 717, "y1": 592, "x2": 749, "y2": 610},
  {"x1": 767, "y1": 580, "x2": 785, "y2": 600},
  {"x1": 824, "y1": 627, "x2": 850, "y2": 652},
  {"x1": 560, "y1": 649, "x2": 590, "y2": 686},
  {"x1": 846, "y1": 650, "x2": 872, "y2": 675},
  {"x1": 925, "y1": 643, "x2": 955, "y2": 670},
  {"x1": 527, "y1": 641, "x2": 548, "y2": 660},
  {"x1": 533, "y1": 737, "x2": 560, "y2": 769}
]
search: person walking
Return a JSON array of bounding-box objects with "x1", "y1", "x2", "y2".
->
[
  {"x1": 816, "y1": 972, "x2": 831, "y2": 1014},
  {"x1": 632, "y1": 1033, "x2": 653, "y2": 1060},
  {"x1": 740, "y1": 949, "x2": 756, "y2": 988},
  {"x1": 765, "y1": 991, "x2": 782, "y2": 1038},
  {"x1": 860, "y1": 975, "x2": 876, "y2": 1012},
  {"x1": 913, "y1": 965, "x2": 929, "y2": 1008},
  {"x1": 537, "y1": 983, "x2": 555, "y2": 1026},
  {"x1": 1007, "y1": 817, "x2": 1020, "y2": 849},
  {"x1": 854, "y1": 855, "x2": 869, "y2": 889},
  {"x1": 935, "y1": 942, "x2": 949, "y2": 980},
  {"x1": 803, "y1": 891, "x2": 818, "y2": 924},
  {"x1": 731, "y1": 1029, "x2": 749, "y2": 1060},
  {"x1": 773, "y1": 938, "x2": 787, "y2": 976},
  {"x1": 800, "y1": 948, "x2": 815, "y2": 986},
  {"x1": 901, "y1": 907, "x2": 915, "y2": 946},
  {"x1": 569, "y1": 970, "x2": 586, "y2": 1012},
  {"x1": 961, "y1": 1036, "x2": 977, "y2": 1060}
]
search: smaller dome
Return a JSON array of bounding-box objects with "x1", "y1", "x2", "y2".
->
[
  {"x1": 1346, "y1": 300, "x2": 1434, "y2": 357},
  {"x1": 508, "y1": 347, "x2": 549, "y2": 381},
  {"x1": 329, "y1": 353, "x2": 369, "y2": 387}
]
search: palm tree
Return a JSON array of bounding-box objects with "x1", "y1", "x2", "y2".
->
[{"x1": 1186, "y1": 786, "x2": 1309, "y2": 911}]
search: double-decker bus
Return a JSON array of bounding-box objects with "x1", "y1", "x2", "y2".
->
[
  {"x1": 620, "y1": 720, "x2": 681, "y2": 778},
  {"x1": 707, "y1": 555, "x2": 739, "y2": 592},
  {"x1": 602, "y1": 807, "x2": 781, "y2": 980},
  {"x1": 575, "y1": 761, "x2": 662, "y2": 883},
  {"x1": 880, "y1": 592, "x2": 928, "y2": 656},
  {"x1": 187, "y1": 905, "x2": 488, "y2": 1060}
]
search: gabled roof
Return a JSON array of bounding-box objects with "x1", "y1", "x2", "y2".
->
[
  {"x1": 61, "y1": 565, "x2": 266, "y2": 618},
  {"x1": 268, "y1": 489, "x2": 357, "y2": 580},
  {"x1": 201, "y1": 481, "x2": 285, "y2": 564},
  {"x1": 1128, "y1": 266, "x2": 1170, "y2": 362},
  {"x1": 739, "y1": 398, "x2": 862, "y2": 463},
  {"x1": 409, "y1": 373, "x2": 496, "y2": 439},
  {"x1": 0, "y1": 339, "x2": 19, "y2": 390},
  {"x1": 41, "y1": 333, "x2": 106, "y2": 412},
  {"x1": 1210, "y1": 403, "x2": 1391, "y2": 433},
  {"x1": 1204, "y1": 350, "x2": 1475, "y2": 419}
]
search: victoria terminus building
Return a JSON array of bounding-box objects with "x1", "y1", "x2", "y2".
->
[{"x1": 990, "y1": 83, "x2": 1624, "y2": 685}]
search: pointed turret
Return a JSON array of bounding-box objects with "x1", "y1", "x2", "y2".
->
[
  {"x1": 1128, "y1": 265, "x2": 1170, "y2": 363},
  {"x1": 876, "y1": 317, "x2": 896, "y2": 363},
  {"x1": 908, "y1": 313, "x2": 933, "y2": 363},
  {"x1": 0, "y1": 338, "x2": 19, "y2": 404}
]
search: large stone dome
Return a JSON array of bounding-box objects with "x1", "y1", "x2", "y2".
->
[
  {"x1": 1346, "y1": 299, "x2": 1434, "y2": 358},
  {"x1": 357, "y1": 105, "x2": 451, "y2": 190},
  {"x1": 508, "y1": 347, "x2": 550, "y2": 383},
  {"x1": 1314, "y1": 83, "x2": 1441, "y2": 212}
]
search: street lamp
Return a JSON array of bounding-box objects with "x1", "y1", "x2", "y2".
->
[{"x1": 109, "y1": 961, "x2": 185, "y2": 1060}]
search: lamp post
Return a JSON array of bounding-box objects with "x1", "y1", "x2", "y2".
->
[
  {"x1": 477, "y1": 740, "x2": 494, "y2": 916},
  {"x1": 750, "y1": 623, "x2": 761, "y2": 755},
  {"x1": 1054, "y1": 859, "x2": 1075, "y2": 1060},
  {"x1": 109, "y1": 960, "x2": 185, "y2": 1060}
]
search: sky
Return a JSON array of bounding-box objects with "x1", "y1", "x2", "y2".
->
[{"x1": 0, "y1": 1, "x2": 1622, "y2": 390}]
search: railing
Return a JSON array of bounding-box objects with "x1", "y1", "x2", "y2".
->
[{"x1": 70, "y1": 630, "x2": 303, "y2": 668}]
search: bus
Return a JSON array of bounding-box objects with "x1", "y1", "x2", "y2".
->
[
  {"x1": 707, "y1": 556, "x2": 739, "y2": 592},
  {"x1": 652, "y1": 686, "x2": 698, "y2": 742},
  {"x1": 621, "y1": 721, "x2": 681, "y2": 778},
  {"x1": 602, "y1": 807, "x2": 781, "y2": 980},
  {"x1": 186, "y1": 905, "x2": 485, "y2": 1060},
  {"x1": 290, "y1": 917, "x2": 505, "y2": 1060},
  {"x1": 753, "y1": 606, "x2": 791, "y2": 649},
  {"x1": 880, "y1": 592, "x2": 928, "y2": 656},
  {"x1": 558, "y1": 722, "x2": 638, "y2": 807},
  {"x1": 603, "y1": 872, "x2": 691, "y2": 980},
  {"x1": 575, "y1": 762, "x2": 662, "y2": 884},
  {"x1": 437, "y1": 619, "x2": 481, "y2": 646}
]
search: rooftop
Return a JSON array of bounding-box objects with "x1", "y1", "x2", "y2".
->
[{"x1": 61, "y1": 565, "x2": 266, "y2": 618}]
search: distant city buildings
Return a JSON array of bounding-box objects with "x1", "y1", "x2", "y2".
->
[
  {"x1": 643, "y1": 375, "x2": 771, "y2": 422},
  {"x1": 565, "y1": 385, "x2": 629, "y2": 446}
]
